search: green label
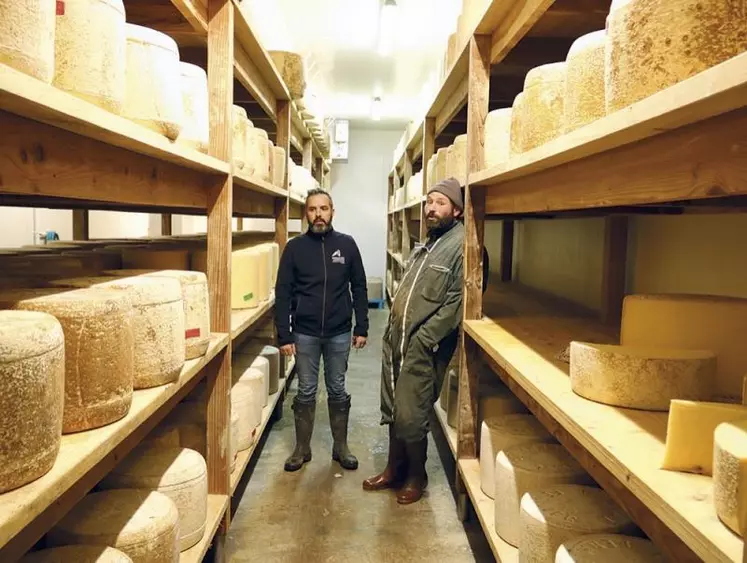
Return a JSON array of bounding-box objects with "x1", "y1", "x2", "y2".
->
[{"x1": 243, "y1": 292, "x2": 254, "y2": 302}]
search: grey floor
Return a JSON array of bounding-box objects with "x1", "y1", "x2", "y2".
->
[{"x1": 226, "y1": 309, "x2": 494, "y2": 563}]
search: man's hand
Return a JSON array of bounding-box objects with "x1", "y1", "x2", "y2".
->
[
  {"x1": 280, "y1": 343, "x2": 296, "y2": 357},
  {"x1": 352, "y1": 336, "x2": 367, "y2": 350}
]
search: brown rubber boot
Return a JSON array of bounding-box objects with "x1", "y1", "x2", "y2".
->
[
  {"x1": 396, "y1": 438, "x2": 428, "y2": 504},
  {"x1": 362, "y1": 425, "x2": 407, "y2": 491}
]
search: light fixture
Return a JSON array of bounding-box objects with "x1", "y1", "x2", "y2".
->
[
  {"x1": 377, "y1": 0, "x2": 397, "y2": 56},
  {"x1": 371, "y1": 96, "x2": 382, "y2": 121}
]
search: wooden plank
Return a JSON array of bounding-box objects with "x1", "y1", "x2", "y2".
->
[
  {"x1": 464, "y1": 284, "x2": 739, "y2": 562},
  {"x1": 0, "y1": 336, "x2": 228, "y2": 560},
  {"x1": 161, "y1": 214, "x2": 173, "y2": 236},
  {"x1": 600, "y1": 216, "x2": 627, "y2": 326},
  {"x1": 179, "y1": 494, "x2": 228, "y2": 563},
  {"x1": 234, "y1": 41, "x2": 277, "y2": 120},
  {"x1": 72, "y1": 210, "x2": 89, "y2": 241},
  {"x1": 435, "y1": 79, "x2": 469, "y2": 138},
  {"x1": 230, "y1": 298, "x2": 275, "y2": 340},
  {"x1": 169, "y1": 0, "x2": 209, "y2": 34},
  {"x1": 0, "y1": 64, "x2": 229, "y2": 174},
  {"x1": 0, "y1": 111, "x2": 211, "y2": 211},
  {"x1": 233, "y1": 170, "x2": 288, "y2": 198},
  {"x1": 500, "y1": 220, "x2": 514, "y2": 282},
  {"x1": 489, "y1": 0, "x2": 555, "y2": 65}
]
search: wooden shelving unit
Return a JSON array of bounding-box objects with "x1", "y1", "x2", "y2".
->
[
  {"x1": 0, "y1": 0, "x2": 325, "y2": 559},
  {"x1": 386, "y1": 0, "x2": 747, "y2": 561},
  {"x1": 434, "y1": 405, "x2": 457, "y2": 458}
]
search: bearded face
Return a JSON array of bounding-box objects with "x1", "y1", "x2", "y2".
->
[{"x1": 424, "y1": 192, "x2": 460, "y2": 233}]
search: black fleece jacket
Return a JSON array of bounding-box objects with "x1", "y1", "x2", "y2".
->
[{"x1": 274, "y1": 227, "x2": 369, "y2": 346}]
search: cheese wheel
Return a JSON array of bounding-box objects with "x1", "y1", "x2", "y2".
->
[
  {"x1": 256, "y1": 245, "x2": 272, "y2": 302},
  {"x1": 178, "y1": 62, "x2": 209, "y2": 153},
  {"x1": 48, "y1": 489, "x2": 179, "y2": 563},
  {"x1": 20, "y1": 546, "x2": 133, "y2": 562},
  {"x1": 605, "y1": 0, "x2": 747, "y2": 114},
  {"x1": 510, "y1": 93, "x2": 526, "y2": 156},
  {"x1": 515, "y1": 63, "x2": 567, "y2": 153},
  {"x1": 0, "y1": 0, "x2": 55, "y2": 82},
  {"x1": 450, "y1": 135, "x2": 468, "y2": 186},
  {"x1": 234, "y1": 350, "x2": 272, "y2": 393},
  {"x1": 0, "y1": 310, "x2": 64, "y2": 493},
  {"x1": 232, "y1": 105, "x2": 248, "y2": 170},
  {"x1": 100, "y1": 447, "x2": 207, "y2": 551},
  {"x1": 714, "y1": 419, "x2": 747, "y2": 536},
  {"x1": 269, "y1": 50, "x2": 306, "y2": 100},
  {"x1": 435, "y1": 148, "x2": 449, "y2": 184},
  {"x1": 268, "y1": 242, "x2": 280, "y2": 287},
  {"x1": 494, "y1": 443, "x2": 593, "y2": 546},
  {"x1": 480, "y1": 414, "x2": 554, "y2": 499},
  {"x1": 445, "y1": 145, "x2": 455, "y2": 181},
  {"x1": 53, "y1": 0, "x2": 126, "y2": 113},
  {"x1": 234, "y1": 359, "x2": 269, "y2": 407},
  {"x1": 123, "y1": 24, "x2": 182, "y2": 140},
  {"x1": 570, "y1": 342, "x2": 715, "y2": 411},
  {"x1": 662, "y1": 400, "x2": 747, "y2": 475},
  {"x1": 231, "y1": 372, "x2": 264, "y2": 451},
  {"x1": 272, "y1": 146, "x2": 287, "y2": 188},
  {"x1": 621, "y1": 294, "x2": 747, "y2": 401},
  {"x1": 484, "y1": 108, "x2": 512, "y2": 169},
  {"x1": 231, "y1": 250, "x2": 261, "y2": 309},
  {"x1": 555, "y1": 534, "x2": 665, "y2": 563},
  {"x1": 122, "y1": 248, "x2": 189, "y2": 271},
  {"x1": 0, "y1": 288, "x2": 135, "y2": 432},
  {"x1": 519, "y1": 485, "x2": 638, "y2": 563},
  {"x1": 564, "y1": 30, "x2": 606, "y2": 133}
]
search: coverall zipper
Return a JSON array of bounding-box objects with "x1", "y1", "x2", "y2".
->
[{"x1": 321, "y1": 237, "x2": 327, "y2": 336}]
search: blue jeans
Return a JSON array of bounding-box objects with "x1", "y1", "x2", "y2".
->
[{"x1": 294, "y1": 332, "x2": 351, "y2": 405}]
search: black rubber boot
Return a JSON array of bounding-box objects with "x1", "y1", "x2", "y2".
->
[
  {"x1": 397, "y1": 438, "x2": 428, "y2": 504},
  {"x1": 328, "y1": 396, "x2": 358, "y2": 470},
  {"x1": 284, "y1": 400, "x2": 315, "y2": 472}
]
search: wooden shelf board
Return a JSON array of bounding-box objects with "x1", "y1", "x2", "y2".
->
[
  {"x1": 289, "y1": 194, "x2": 305, "y2": 208},
  {"x1": 230, "y1": 371, "x2": 290, "y2": 493},
  {"x1": 230, "y1": 298, "x2": 275, "y2": 341},
  {"x1": 464, "y1": 284, "x2": 742, "y2": 562},
  {"x1": 233, "y1": 171, "x2": 288, "y2": 198},
  {"x1": 470, "y1": 52, "x2": 747, "y2": 214},
  {"x1": 179, "y1": 494, "x2": 228, "y2": 563},
  {"x1": 0, "y1": 334, "x2": 229, "y2": 554},
  {"x1": 434, "y1": 405, "x2": 457, "y2": 458},
  {"x1": 0, "y1": 64, "x2": 229, "y2": 176},
  {"x1": 458, "y1": 458, "x2": 519, "y2": 563},
  {"x1": 389, "y1": 197, "x2": 424, "y2": 215}
]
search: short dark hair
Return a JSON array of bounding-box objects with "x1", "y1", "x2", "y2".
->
[{"x1": 305, "y1": 188, "x2": 333, "y2": 208}]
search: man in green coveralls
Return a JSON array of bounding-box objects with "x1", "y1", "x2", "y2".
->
[{"x1": 363, "y1": 177, "x2": 465, "y2": 504}]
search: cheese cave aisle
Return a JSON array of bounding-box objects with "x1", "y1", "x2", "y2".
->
[{"x1": 0, "y1": 0, "x2": 746, "y2": 562}]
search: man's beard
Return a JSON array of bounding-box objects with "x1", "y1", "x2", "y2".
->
[
  {"x1": 426, "y1": 214, "x2": 455, "y2": 234},
  {"x1": 310, "y1": 219, "x2": 331, "y2": 234}
]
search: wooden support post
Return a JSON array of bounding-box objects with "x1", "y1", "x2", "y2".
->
[
  {"x1": 314, "y1": 157, "x2": 323, "y2": 183},
  {"x1": 72, "y1": 210, "x2": 89, "y2": 240},
  {"x1": 302, "y1": 139, "x2": 313, "y2": 171},
  {"x1": 421, "y1": 118, "x2": 435, "y2": 242},
  {"x1": 457, "y1": 34, "x2": 491, "y2": 462},
  {"x1": 600, "y1": 216, "x2": 628, "y2": 326},
  {"x1": 275, "y1": 100, "x2": 291, "y2": 253},
  {"x1": 500, "y1": 220, "x2": 514, "y2": 282},
  {"x1": 161, "y1": 214, "x2": 173, "y2": 236},
  {"x1": 206, "y1": 0, "x2": 232, "y2": 535}
]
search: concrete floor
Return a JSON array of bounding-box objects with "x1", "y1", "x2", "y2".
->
[{"x1": 226, "y1": 309, "x2": 494, "y2": 563}]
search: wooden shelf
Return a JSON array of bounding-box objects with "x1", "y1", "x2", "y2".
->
[
  {"x1": 389, "y1": 197, "x2": 424, "y2": 215},
  {"x1": 458, "y1": 458, "x2": 519, "y2": 563},
  {"x1": 470, "y1": 52, "x2": 747, "y2": 215},
  {"x1": 464, "y1": 284, "x2": 742, "y2": 563},
  {"x1": 233, "y1": 171, "x2": 288, "y2": 199},
  {"x1": 230, "y1": 298, "x2": 275, "y2": 341},
  {"x1": 179, "y1": 494, "x2": 229, "y2": 563},
  {"x1": 434, "y1": 405, "x2": 456, "y2": 458},
  {"x1": 0, "y1": 334, "x2": 229, "y2": 559}
]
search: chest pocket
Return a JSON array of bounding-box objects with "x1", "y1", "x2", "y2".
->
[{"x1": 421, "y1": 263, "x2": 452, "y2": 303}]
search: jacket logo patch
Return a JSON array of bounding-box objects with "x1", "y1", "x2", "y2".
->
[{"x1": 331, "y1": 249, "x2": 345, "y2": 264}]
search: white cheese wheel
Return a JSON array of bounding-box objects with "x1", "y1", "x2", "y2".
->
[
  {"x1": 272, "y1": 146, "x2": 287, "y2": 188},
  {"x1": 235, "y1": 356, "x2": 269, "y2": 407},
  {"x1": 234, "y1": 349, "x2": 271, "y2": 386},
  {"x1": 177, "y1": 62, "x2": 209, "y2": 153},
  {"x1": 510, "y1": 93, "x2": 526, "y2": 156},
  {"x1": 20, "y1": 546, "x2": 133, "y2": 562},
  {"x1": 480, "y1": 414, "x2": 554, "y2": 499},
  {"x1": 269, "y1": 50, "x2": 306, "y2": 100},
  {"x1": 232, "y1": 105, "x2": 248, "y2": 170},
  {"x1": 662, "y1": 400, "x2": 747, "y2": 475},
  {"x1": 450, "y1": 135, "x2": 468, "y2": 186},
  {"x1": 714, "y1": 419, "x2": 747, "y2": 536},
  {"x1": 123, "y1": 24, "x2": 183, "y2": 140},
  {"x1": 606, "y1": 0, "x2": 747, "y2": 113},
  {"x1": 515, "y1": 63, "x2": 567, "y2": 153},
  {"x1": 621, "y1": 294, "x2": 747, "y2": 401},
  {"x1": 494, "y1": 443, "x2": 593, "y2": 546},
  {"x1": 121, "y1": 248, "x2": 189, "y2": 271},
  {"x1": 484, "y1": 108, "x2": 512, "y2": 169},
  {"x1": 53, "y1": 0, "x2": 126, "y2": 113},
  {"x1": 555, "y1": 534, "x2": 665, "y2": 562},
  {"x1": 48, "y1": 489, "x2": 179, "y2": 563},
  {"x1": 426, "y1": 155, "x2": 436, "y2": 191},
  {"x1": 247, "y1": 128, "x2": 271, "y2": 182},
  {"x1": 0, "y1": 0, "x2": 55, "y2": 82},
  {"x1": 231, "y1": 371, "x2": 264, "y2": 451},
  {"x1": 519, "y1": 485, "x2": 637, "y2": 563},
  {"x1": 564, "y1": 30, "x2": 606, "y2": 133},
  {"x1": 245, "y1": 343, "x2": 281, "y2": 386},
  {"x1": 569, "y1": 342, "x2": 715, "y2": 411},
  {"x1": 100, "y1": 447, "x2": 207, "y2": 551},
  {"x1": 0, "y1": 310, "x2": 64, "y2": 493},
  {"x1": 0, "y1": 288, "x2": 135, "y2": 432}
]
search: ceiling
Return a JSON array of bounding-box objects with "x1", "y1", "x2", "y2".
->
[{"x1": 243, "y1": 0, "x2": 462, "y2": 125}]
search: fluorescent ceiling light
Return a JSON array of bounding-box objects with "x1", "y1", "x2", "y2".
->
[
  {"x1": 371, "y1": 96, "x2": 382, "y2": 121},
  {"x1": 377, "y1": 0, "x2": 397, "y2": 56}
]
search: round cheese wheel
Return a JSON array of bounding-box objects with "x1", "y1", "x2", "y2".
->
[
  {"x1": 48, "y1": 489, "x2": 180, "y2": 563},
  {"x1": 484, "y1": 108, "x2": 512, "y2": 169},
  {"x1": 555, "y1": 534, "x2": 665, "y2": 562},
  {"x1": 0, "y1": 0, "x2": 55, "y2": 82},
  {"x1": 435, "y1": 148, "x2": 448, "y2": 185},
  {"x1": 494, "y1": 443, "x2": 592, "y2": 546},
  {"x1": 239, "y1": 344, "x2": 279, "y2": 395},
  {"x1": 232, "y1": 105, "x2": 248, "y2": 170},
  {"x1": 564, "y1": 30, "x2": 606, "y2": 133},
  {"x1": 509, "y1": 92, "x2": 526, "y2": 156},
  {"x1": 123, "y1": 24, "x2": 183, "y2": 140},
  {"x1": 0, "y1": 310, "x2": 64, "y2": 493},
  {"x1": 713, "y1": 419, "x2": 747, "y2": 536},
  {"x1": 520, "y1": 485, "x2": 638, "y2": 563},
  {"x1": 20, "y1": 546, "x2": 133, "y2": 562},
  {"x1": 100, "y1": 447, "x2": 207, "y2": 551},
  {"x1": 480, "y1": 414, "x2": 554, "y2": 499},
  {"x1": 272, "y1": 146, "x2": 287, "y2": 188},
  {"x1": 450, "y1": 135, "x2": 468, "y2": 186},
  {"x1": 247, "y1": 128, "x2": 271, "y2": 182},
  {"x1": 178, "y1": 62, "x2": 209, "y2": 153},
  {"x1": 269, "y1": 50, "x2": 306, "y2": 100},
  {"x1": 231, "y1": 371, "x2": 264, "y2": 451},
  {"x1": 53, "y1": 0, "x2": 126, "y2": 113},
  {"x1": 515, "y1": 62, "x2": 567, "y2": 153}
]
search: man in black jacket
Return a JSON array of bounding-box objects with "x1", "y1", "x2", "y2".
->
[{"x1": 275, "y1": 188, "x2": 369, "y2": 472}]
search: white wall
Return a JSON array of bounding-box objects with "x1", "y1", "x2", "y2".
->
[
  {"x1": 330, "y1": 126, "x2": 401, "y2": 281},
  {"x1": 0, "y1": 207, "x2": 72, "y2": 247}
]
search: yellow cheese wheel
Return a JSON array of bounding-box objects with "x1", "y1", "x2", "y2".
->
[
  {"x1": 564, "y1": 30, "x2": 606, "y2": 133},
  {"x1": 450, "y1": 135, "x2": 468, "y2": 186},
  {"x1": 269, "y1": 50, "x2": 306, "y2": 100},
  {"x1": 515, "y1": 63, "x2": 567, "y2": 153},
  {"x1": 20, "y1": 546, "x2": 133, "y2": 562},
  {"x1": 178, "y1": 62, "x2": 209, "y2": 153},
  {"x1": 714, "y1": 419, "x2": 747, "y2": 536},
  {"x1": 555, "y1": 534, "x2": 665, "y2": 563},
  {"x1": 0, "y1": 0, "x2": 55, "y2": 82}
]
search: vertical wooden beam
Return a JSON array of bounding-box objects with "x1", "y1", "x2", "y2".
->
[
  {"x1": 72, "y1": 210, "x2": 89, "y2": 240},
  {"x1": 161, "y1": 214, "x2": 173, "y2": 236},
  {"x1": 302, "y1": 139, "x2": 313, "y2": 171},
  {"x1": 206, "y1": 0, "x2": 232, "y2": 535},
  {"x1": 600, "y1": 216, "x2": 628, "y2": 326},
  {"x1": 457, "y1": 34, "x2": 490, "y2": 461},
  {"x1": 314, "y1": 157, "x2": 323, "y2": 183},
  {"x1": 500, "y1": 220, "x2": 514, "y2": 282},
  {"x1": 421, "y1": 118, "x2": 435, "y2": 242},
  {"x1": 275, "y1": 100, "x2": 291, "y2": 254}
]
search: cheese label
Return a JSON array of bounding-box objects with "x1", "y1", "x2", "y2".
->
[
  {"x1": 243, "y1": 292, "x2": 254, "y2": 302},
  {"x1": 56, "y1": 1, "x2": 65, "y2": 15},
  {"x1": 185, "y1": 328, "x2": 201, "y2": 339}
]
